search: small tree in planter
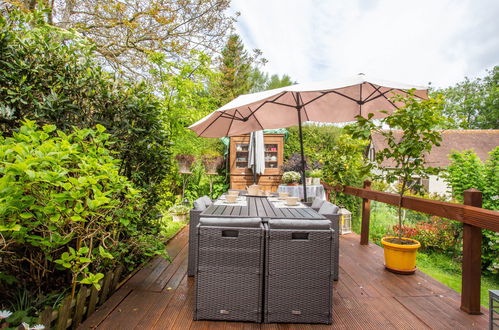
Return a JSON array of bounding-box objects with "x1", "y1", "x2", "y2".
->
[
  {"x1": 202, "y1": 153, "x2": 224, "y2": 174},
  {"x1": 347, "y1": 92, "x2": 445, "y2": 274},
  {"x1": 176, "y1": 154, "x2": 195, "y2": 173}
]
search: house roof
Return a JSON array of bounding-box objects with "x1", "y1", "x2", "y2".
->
[{"x1": 371, "y1": 130, "x2": 499, "y2": 168}]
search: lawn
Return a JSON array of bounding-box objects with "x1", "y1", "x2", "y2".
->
[{"x1": 355, "y1": 201, "x2": 499, "y2": 307}]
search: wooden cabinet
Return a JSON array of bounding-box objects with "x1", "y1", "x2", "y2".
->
[{"x1": 229, "y1": 134, "x2": 284, "y2": 191}]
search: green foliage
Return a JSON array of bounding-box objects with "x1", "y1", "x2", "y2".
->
[
  {"x1": 0, "y1": 121, "x2": 166, "y2": 299},
  {"x1": 347, "y1": 93, "x2": 446, "y2": 238},
  {"x1": 433, "y1": 66, "x2": 499, "y2": 129},
  {"x1": 168, "y1": 204, "x2": 190, "y2": 216},
  {"x1": 284, "y1": 125, "x2": 342, "y2": 163},
  {"x1": 321, "y1": 133, "x2": 371, "y2": 220},
  {"x1": 213, "y1": 34, "x2": 255, "y2": 106},
  {"x1": 445, "y1": 147, "x2": 499, "y2": 273},
  {"x1": 0, "y1": 8, "x2": 171, "y2": 211}
]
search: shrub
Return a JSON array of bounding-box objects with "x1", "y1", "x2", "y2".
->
[
  {"x1": 0, "y1": 8, "x2": 170, "y2": 211},
  {"x1": 0, "y1": 121, "x2": 166, "y2": 301}
]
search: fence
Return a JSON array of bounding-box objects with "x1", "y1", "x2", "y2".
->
[
  {"x1": 37, "y1": 265, "x2": 124, "y2": 329},
  {"x1": 323, "y1": 180, "x2": 499, "y2": 315}
]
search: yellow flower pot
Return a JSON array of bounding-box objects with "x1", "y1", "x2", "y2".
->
[{"x1": 381, "y1": 237, "x2": 421, "y2": 274}]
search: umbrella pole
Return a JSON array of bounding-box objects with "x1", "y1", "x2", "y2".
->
[{"x1": 297, "y1": 109, "x2": 308, "y2": 202}]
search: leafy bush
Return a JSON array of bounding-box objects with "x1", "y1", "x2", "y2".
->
[
  {"x1": 445, "y1": 147, "x2": 499, "y2": 274},
  {"x1": 0, "y1": 121, "x2": 166, "y2": 302},
  {"x1": 0, "y1": 8, "x2": 170, "y2": 211}
]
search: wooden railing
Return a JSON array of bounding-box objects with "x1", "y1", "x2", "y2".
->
[{"x1": 323, "y1": 180, "x2": 499, "y2": 315}]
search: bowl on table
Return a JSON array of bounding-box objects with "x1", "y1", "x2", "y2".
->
[
  {"x1": 226, "y1": 194, "x2": 238, "y2": 203},
  {"x1": 278, "y1": 192, "x2": 289, "y2": 200},
  {"x1": 285, "y1": 196, "x2": 300, "y2": 206},
  {"x1": 228, "y1": 190, "x2": 240, "y2": 197}
]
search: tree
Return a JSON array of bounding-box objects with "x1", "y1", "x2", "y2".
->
[
  {"x1": 4, "y1": 0, "x2": 234, "y2": 76},
  {"x1": 434, "y1": 66, "x2": 499, "y2": 129},
  {"x1": 213, "y1": 34, "x2": 255, "y2": 106},
  {"x1": 347, "y1": 93, "x2": 446, "y2": 240},
  {"x1": 266, "y1": 73, "x2": 295, "y2": 90}
]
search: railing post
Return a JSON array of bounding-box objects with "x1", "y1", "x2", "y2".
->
[
  {"x1": 461, "y1": 188, "x2": 482, "y2": 315},
  {"x1": 360, "y1": 180, "x2": 371, "y2": 245}
]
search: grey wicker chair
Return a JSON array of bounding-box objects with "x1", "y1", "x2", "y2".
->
[
  {"x1": 318, "y1": 201, "x2": 340, "y2": 281},
  {"x1": 303, "y1": 197, "x2": 326, "y2": 212},
  {"x1": 187, "y1": 196, "x2": 209, "y2": 277},
  {"x1": 264, "y1": 219, "x2": 333, "y2": 324},
  {"x1": 195, "y1": 217, "x2": 264, "y2": 322}
]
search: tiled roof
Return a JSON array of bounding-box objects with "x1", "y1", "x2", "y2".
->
[{"x1": 371, "y1": 130, "x2": 499, "y2": 168}]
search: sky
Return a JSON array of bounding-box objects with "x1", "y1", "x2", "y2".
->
[{"x1": 230, "y1": 0, "x2": 499, "y2": 88}]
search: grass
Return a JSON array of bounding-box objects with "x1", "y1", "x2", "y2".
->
[
  {"x1": 354, "y1": 202, "x2": 499, "y2": 307},
  {"x1": 417, "y1": 251, "x2": 498, "y2": 307}
]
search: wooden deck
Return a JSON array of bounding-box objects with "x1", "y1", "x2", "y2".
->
[{"x1": 79, "y1": 227, "x2": 489, "y2": 330}]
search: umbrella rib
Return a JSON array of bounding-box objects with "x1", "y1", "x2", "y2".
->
[
  {"x1": 251, "y1": 107, "x2": 265, "y2": 131},
  {"x1": 198, "y1": 111, "x2": 224, "y2": 136},
  {"x1": 225, "y1": 109, "x2": 236, "y2": 137},
  {"x1": 298, "y1": 93, "x2": 310, "y2": 121}
]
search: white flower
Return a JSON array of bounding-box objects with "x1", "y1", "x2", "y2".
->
[
  {"x1": 0, "y1": 310, "x2": 12, "y2": 319},
  {"x1": 21, "y1": 323, "x2": 45, "y2": 330}
]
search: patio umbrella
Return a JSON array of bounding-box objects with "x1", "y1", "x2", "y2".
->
[
  {"x1": 248, "y1": 130, "x2": 265, "y2": 184},
  {"x1": 189, "y1": 73, "x2": 428, "y2": 200}
]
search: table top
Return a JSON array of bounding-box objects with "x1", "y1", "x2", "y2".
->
[{"x1": 201, "y1": 196, "x2": 325, "y2": 220}]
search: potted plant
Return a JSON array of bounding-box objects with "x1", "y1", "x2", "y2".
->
[
  {"x1": 347, "y1": 92, "x2": 444, "y2": 274},
  {"x1": 282, "y1": 171, "x2": 301, "y2": 185},
  {"x1": 169, "y1": 204, "x2": 190, "y2": 222},
  {"x1": 176, "y1": 154, "x2": 195, "y2": 173},
  {"x1": 202, "y1": 153, "x2": 224, "y2": 174},
  {"x1": 309, "y1": 169, "x2": 322, "y2": 185},
  {"x1": 305, "y1": 170, "x2": 313, "y2": 185}
]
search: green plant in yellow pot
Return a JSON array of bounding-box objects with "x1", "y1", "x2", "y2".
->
[{"x1": 347, "y1": 92, "x2": 445, "y2": 274}]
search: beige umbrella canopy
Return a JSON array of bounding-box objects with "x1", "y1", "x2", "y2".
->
[
  {"x1": 189, "y1": 73, "x2": 428, "y2": 200},
  {"x1": 189, "y1": 73, "x2": 427, "y2": 138}
]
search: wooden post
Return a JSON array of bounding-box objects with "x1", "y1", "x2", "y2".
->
[
  {"x1": 461, "y1": 188, "x2": 482, "y2": 315},
  {"x1": 360, "y1": 180, "x2": 371, "y2": 245}
]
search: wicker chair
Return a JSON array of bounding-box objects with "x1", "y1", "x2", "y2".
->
[
  {"x1": 187, "y1": 196, "x2": 209, "y2": 277},
  {"x1": 318, "y1": 201, "x2": 340, "y2": 281},
  {"x1": 303, "y1": 197, "x2": 326, "y2": 212},
  {"x1": 195, "y1": 217, "x2": 264, "y2": 322},
  {"x1": 264, "y1": 219, "x2": 333, "y2": 324}
]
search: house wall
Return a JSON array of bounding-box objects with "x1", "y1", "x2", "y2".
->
[{"x1": 428, "y1": 174, "x2": 450, "y2": 197}]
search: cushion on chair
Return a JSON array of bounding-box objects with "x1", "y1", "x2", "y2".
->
[
  {"x1": 201, "y1": 195, "x2": 212, "y2": 206},
  {"x1": 199, "y1": 217, "x2": 262, "y2": 228},
  {"x1": 193, "y1": 198, "x2": 207, "y2": 211},
  {"x1": 311, "y1": 198, "x2": 325, "y2": 209},
  {"x1": 268, "y1": 219, "x2": 331, "y2": 230},
  {"x1": 318, "y1": 201, "x2": 340, "y2": 215}
]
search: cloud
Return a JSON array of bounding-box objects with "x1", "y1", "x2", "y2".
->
[{"x1": 231, "y1": 0, "x2": 499, "y2": 88}]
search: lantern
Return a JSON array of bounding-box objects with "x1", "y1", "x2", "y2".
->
[{"x1": 338, "y1": 207, "x2": 352, "y2": 234}]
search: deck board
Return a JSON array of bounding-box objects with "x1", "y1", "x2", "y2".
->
[{"x1": 79, "y1": 227, "x2": 489, "y2": 330}]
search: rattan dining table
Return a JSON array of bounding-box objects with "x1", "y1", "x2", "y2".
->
[{"x1": 200, "y1": 195, "x2": 326, "y2": 220}]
